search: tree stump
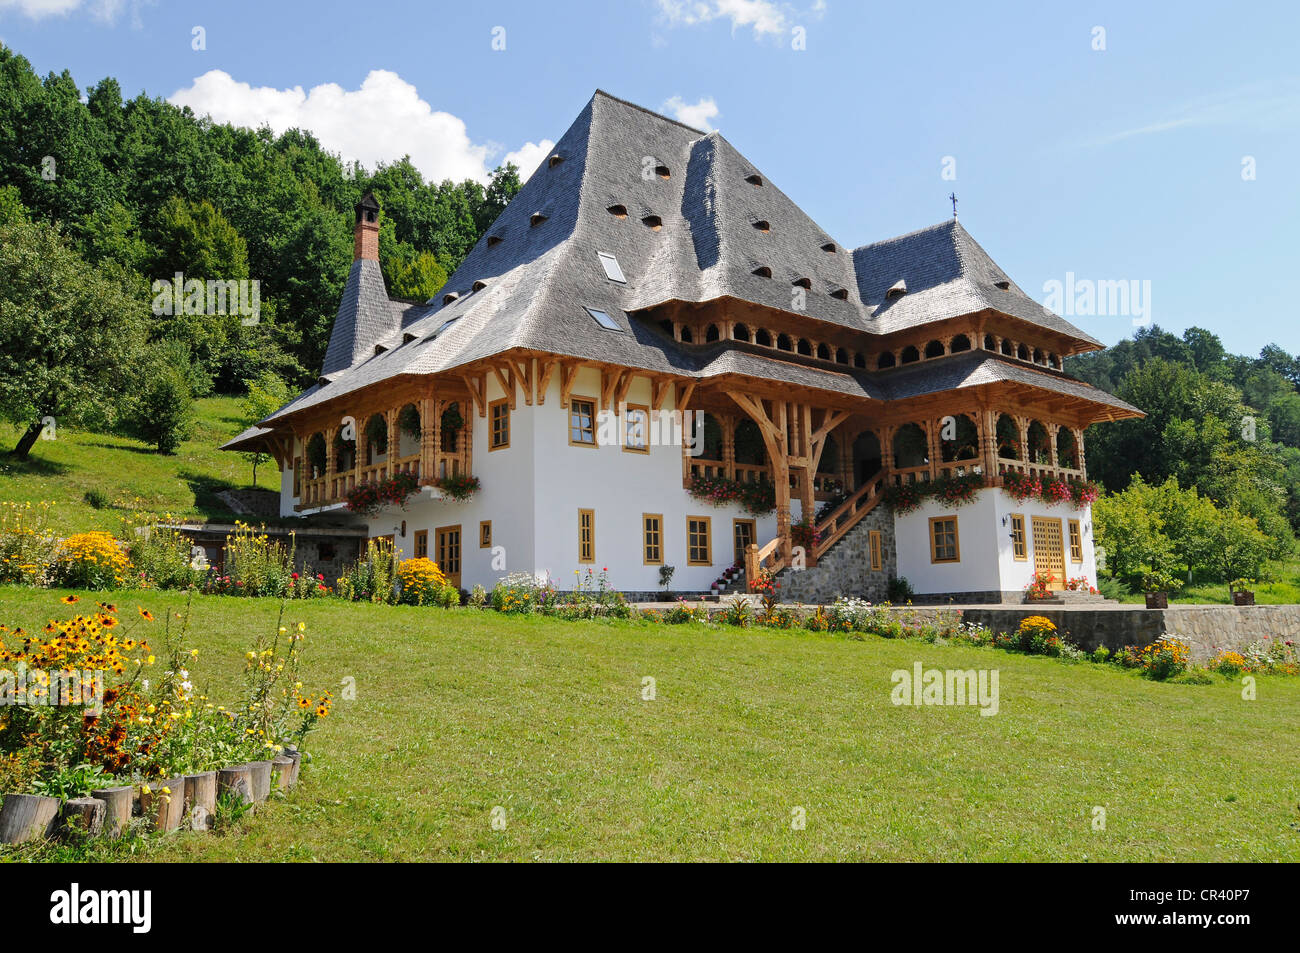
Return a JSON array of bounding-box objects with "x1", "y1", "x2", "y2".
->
[
  {"x1": 90, "y1": 786, "x2": 134, "y2": 839},
  {"x1": 60, "y1": 797, "x2": 106, "y2": 837},
  {"x1": 184, "y1": 772, "x2": 217, "y2": 830},
  {"x1": 140, "y1": 778, "x2": 186, "y2": 832},
  {"x1": 0, "y1": 793, "x2": 59, "y2": 844},
  {"x1": 246, "y1": 760, "x2": 273, "y2": 803},
  {"x1": 272, "y1": 756, "x2": 296, "y2": 791},
  {"x1": 217, "y1": 764, "x2": 254, "y2": 805}
]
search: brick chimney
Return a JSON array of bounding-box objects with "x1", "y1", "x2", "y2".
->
[{"x1": 354, "y1": 192, "x2": 380, "y2": 261}]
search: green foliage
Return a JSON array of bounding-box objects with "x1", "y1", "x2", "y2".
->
[
  {"x1": 0, "y1": 218, "x2": 145, "y2": 458},
  {"x1": 124, "y1": 364, "x2": 196, "y2": 454},
  {"x1": 335, "y1": 538, "x2": 398, "y2": 604}
]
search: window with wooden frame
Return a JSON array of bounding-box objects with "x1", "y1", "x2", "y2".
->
[
  {"x1": 569, "y1": 397, "x2": 597, "y2": 446},
  {"x1": 489, "y1": 398, "x2": 510, "y2": 450},
  {"x1": 687, "y1": 516, "x2": 712, "y2": 566},
  {"x1": 479, "y1": 521, "x2": 492, "y2": 548},
  {"x1": 1010, "y1": 513, "x2": 1027, "y2": 560},
  {"x1": 1068, "y1": 519, "x2": 1083, "y2": 562},
  {"x1": 578, "y1": 509, "x2": 595, "y2": 563},
  {"x1": 732, "y1": 519, "x2": 756, "y2": 566},
  {"x1": 292, "y1": 457, "x2": 302, "y2": 497},
  {"x1": 623, "y1": 404, "x2": 649, "y2": 453},
  {"x1": 436, "y1": 525, "x2": 461, "y2": 586},
  {"x1": 869, "y1": 530, "x2": 883, "y2": 571},
  {"x1": 929, "y1": 516, "x2": 959, "y2": 563},
  {"x1": 642, "y1": 514, "x2": 663, "y2": 565},
  {"x1": 414, "y1": 530, "x2": 428, "y2": 559}
]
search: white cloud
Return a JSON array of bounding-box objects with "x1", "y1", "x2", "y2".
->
[
  {"x1": 502, "y1": 139, "x2": 556, "y2": 180},
  {"x1": 656, "y1": 0, "x2": 814, "y2": 38},
  {"x1": 0, "y1": 0, "x2": 150, "y2": 24},
  {"x1": 169, "y1": 69, "x2": 547, "y2": 184},
  {"x1": 0, "y1": 0, "x2": 83, "y2": 18},
  {"x1": 662, "y1": 95, "x2": 720, "y2": 132}
]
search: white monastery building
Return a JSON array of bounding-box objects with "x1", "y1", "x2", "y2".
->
[{"x1": 223, "y1": 91, "x2": 1141, "y2": 602}]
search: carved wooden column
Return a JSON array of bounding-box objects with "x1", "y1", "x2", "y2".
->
[
  {"x1": 324, "y1": 426, "x2": 338, "y2": 499},
  {"x1": 773, "y1": 400, "x2": 792, "y2": 565},
  {"x1": 722, "y1": 413, "x2": 737, "y2": 480},
  {"x1": 357, "y1": 414, "x2": 371, "y2": 472},
  {"x1": 1076, "y1": 427, "x2": 1088, "y2": 480},
  {"x1": 1046, "y1": 422, "x2": 1060, "y2": 470},
  {"x1": 925, "y1": 418, "x2": 940, "y2": 480},
  {"x1": 386, "y1": 409, "x2": 400, "y2": 477},
  {"x1": 1016, "y1": 416, "x2": 1030, "y2": 468},
  {"x1": 797, "y1": 404, "x2": 815, "y2": 525},
  {"x1": 419, "y1": 395, "x2": 436, "y2": 483}
]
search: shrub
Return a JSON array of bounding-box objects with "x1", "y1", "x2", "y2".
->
[
  {"x1": 557, "y1": 567, "x2": 629, "y2": 619},
  {"x1": 396, "y1": 557, "x2": 449, "y2": 606},
  {"x1": 50, "y1": 532, "x2": 130, "y2": 590},
  {"x1": 1211, "y1": 650, "x2": 1248, "y2": 676},
  {"x1": 83, "y1": 488, "x2": 111, "y2": 510},
  {"x1": 490, "y1": 572, "x2": 556, "y2": 613},
  {"x1": 887, "y1": 575, "x2": 913, "y2": 602},
  {"x1": 0, "y1": 500, "x2": 58, "y2": 585},
  {"x1": 124, "y1": 365, "x2": 196, "y2": 454},
  {"x1": 716, "y1": 594, "x2": 753, "y2": 627},
  {"x1": 336, "y1": 538, "x2": 398, "y2": 603},
  {"x1": 469, "y1": 584, "x2": 488, "y2": 608},
  {"x1": 1139, "y1": 636, "x2": 1190, "y2": 680},
  {"x1": 128, "y1": 525, "x2": 204, "y2": 590},
  {"x1": 222, "y1": 522, "x2": 295, "y2": 597},
  {"x1": 435, "y1": 585, "x2": 461, "y2": 608}
]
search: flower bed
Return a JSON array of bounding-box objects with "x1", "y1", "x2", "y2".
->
[{"x1": 0, "y1": 597, "x2": 333, "y2": 845}]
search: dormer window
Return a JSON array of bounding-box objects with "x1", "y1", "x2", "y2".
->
[
  {"x1": 994, "y1": 279, "x2": 1010, "y2": 290},
  {"x1": 487, "y1": 234, "x2": 504, "y2": 248},
  {"x1": 654, "y1": 164, "x2": 670, "y2": 179},
  {"x1": 829, "y1": 287, "x2": 849, "y2": 300},
  {"x1": 821, "y1": 242, "x2": 837, "y2": 253},
  {"x1": 744, "y1": 173, "x2": 763, "y2": 186},
  {"x1": 886, "y1": 279, "x2": 907, "y2": 299},
  {"x1": 472, "y1": 280, "x2": 488, "y2": 292},
  {"x1": 792, "y1": 277, "x2": 812, "y2": 290},
  {"x1": 317, "y1": 377, "x2": 331, "y2": 388},
  {"x1": 442, "y1": 292, "x2": 459, "y2": 305},
  {"x1": 607, "y1": 204, "x2": 628, "y2": 218},
  {"x1": 641, "y1": 215, "x2": 662, "y2": 230},
  {"x1": 374, "y1": 344, "x2": 388, "y2": 355},
  {"x1": 752, "y1": 266, "x2": 772, "y2": 278},
  {"x1": 530, "y1": 211, "x2": 548, "y2": 227},
  {"x1": 752, "y1": 220, "x2": 770, "y2": 233},
  {"x1": 403, "y1": 332, "x2": 418, "y2": 344},
  {"x1": 548, "y1": 154, "x2": 564, "y2": 168}
]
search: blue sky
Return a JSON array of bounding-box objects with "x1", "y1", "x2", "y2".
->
[{"x1": 3, "y1": 0, "x2": 1298, "y2": 355}]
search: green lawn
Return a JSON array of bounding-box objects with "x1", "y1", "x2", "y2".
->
[
  {"x1": 2, "y1": 585, "x2": 1297, "y2": 861},
  {"x1": 0, "y1": 398, "x2": 278, "y2": 536},
  {"x1": 1116, "y1": 557, "x2": 1300, "y2": 605}
]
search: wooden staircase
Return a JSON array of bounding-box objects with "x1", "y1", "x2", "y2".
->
[{"x1": 744, "y1": 473, "x2": 887, "y2": 585}]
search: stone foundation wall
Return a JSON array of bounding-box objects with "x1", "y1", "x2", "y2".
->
[{"x1": 777, "y1": 504, "x2": 896, "y2": 604}]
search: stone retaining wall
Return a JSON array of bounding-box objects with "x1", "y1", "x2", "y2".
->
[{"x1": 778, "y1": 504, "x2": 896, "y2": 604}]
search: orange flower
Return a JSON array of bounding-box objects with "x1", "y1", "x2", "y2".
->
[
  {"x1": 60, "y1": 595, "x2": 80, "y2": 604},
  {"x1": 97, "y1": 602, "x2": 117, "y2": 613},
  {"x1": 98, "y1": 615, "x2": 119, "y2": 628},
  {"x1": 137, "y1": 607, "x2": 154, "y2": 621}
]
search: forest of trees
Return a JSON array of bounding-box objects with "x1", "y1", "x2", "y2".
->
[
  {"x1": 0, "y1": 44, "x2": 520, "y2": 456},
  {"x1": 1068, "y1": 325, "x2": 1300, "y2": 588}
]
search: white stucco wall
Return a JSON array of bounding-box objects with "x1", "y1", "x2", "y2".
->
[
  {"x1": 337, "y1": 368, "x2": 775, "y2": 592},
  {"x1": 894, "y1": 488, "x2": 1097, "y2": 597}
]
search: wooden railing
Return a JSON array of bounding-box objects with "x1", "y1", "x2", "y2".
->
[
  {"x1": 297, "y1": 451, "x2": 463, "y2": 510},
  {"x1": 891, "y1": 465, "x2": 931, "y2": 486},
  {"x1": 996, "y1": 457, "x2": 1083, "y2": 484},
  {"x1": 811, "y1": 473, "x2": 886, "y2": 561}
]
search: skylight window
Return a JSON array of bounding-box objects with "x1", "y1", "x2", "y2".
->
[
  {"x1": 597, "y1": 252, "x2": 626, "y2": 283},
  {"x1": 585, "y1": 307, "x2": 623, "y2": 332},
  {"x1": 435, "y1": 317, "x2": 459, "y2": 336}
]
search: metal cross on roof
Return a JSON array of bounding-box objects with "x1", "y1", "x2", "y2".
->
[{"x1": 949, "y1": 192, "x2": 958, "y2": 220}]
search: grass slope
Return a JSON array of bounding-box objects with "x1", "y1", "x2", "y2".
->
[
  {"x1": 2, "y1": 586, "x2": 1297, "y2": 862},
  {"x1": 0, "y1": 398, "x2": 278, "y2": 536}
]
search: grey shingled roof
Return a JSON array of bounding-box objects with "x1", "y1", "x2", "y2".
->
[{"x1": 262, "y1": 90, "x2": 1121, "y2": 426}]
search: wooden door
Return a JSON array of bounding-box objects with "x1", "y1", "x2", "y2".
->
[
  {"x1": 1031, "y1": 516, "x2": 1065, "y2": 589},
  {"x1": 733, "y1": 519, "x2": 755, "y2": 566},
  {"x1": 436, "y1": 524, "x2": 462, "y2": 588}
]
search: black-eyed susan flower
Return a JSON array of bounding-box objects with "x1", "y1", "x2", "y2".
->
[
  {"x1": 60, "y1": 595, "x2": 80, "y2": 604},
  {"x1": 137, "y1": 607, "x2": 154, "y2": 621}
]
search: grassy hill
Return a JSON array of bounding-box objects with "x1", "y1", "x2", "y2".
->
[
  {"x1": 0, "y1": 398, "x2": 279, "y2": 536},
  {"x1": 1, "y1": 587, "x2": 1297, "y2": 862}
]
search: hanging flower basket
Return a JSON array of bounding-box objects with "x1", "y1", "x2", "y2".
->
[
  {"x1": 1043, "y1": 479, "x2": 1072, "y2": 506},
  {"x1": 687, "y1": 475, "x2": 775, "y2": 515},
  {"x1": 884, "y1": 481, "x2": 925, "y2": 514},
  {"x1": 1068, "y1": 478, "x2": 1101, "y2": 508}
]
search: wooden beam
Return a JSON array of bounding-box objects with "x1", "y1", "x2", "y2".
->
[
  {"x1": 559, "y1": 362, "x2": 579, "y2": 409},
  {"x1": 536, "y1": 360, "x2": 557, "y2": 406},
  {"x1": 651, "y1": 377, "x2": 671, "y2": 411},
  {"x1": 491, "y1": 364, "x2": 515, "y2": 411},
  {"x1": 461, "y1": 374, "x2": 487, "y2": 417}
]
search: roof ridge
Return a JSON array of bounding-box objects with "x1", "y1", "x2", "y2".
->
[{"x1": 591, "y1": 88, "x2": 710, "y2": 137}]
